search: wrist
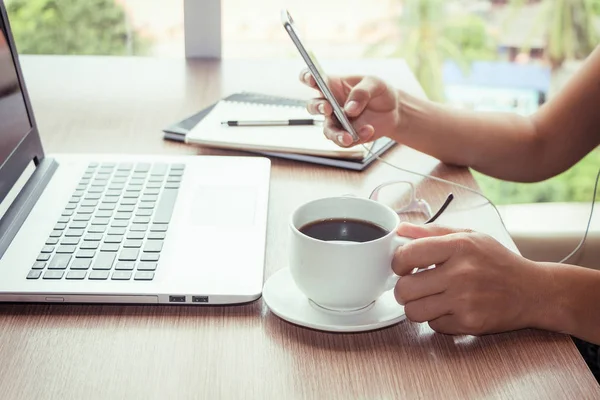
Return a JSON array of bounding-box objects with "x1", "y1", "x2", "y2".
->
[{"x1": 528, "y1": 262, "x2": 577, "y2": 335}]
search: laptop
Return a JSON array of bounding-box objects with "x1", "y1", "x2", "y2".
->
[{"x1": 0, "y1": 2, "x2": 270, "y2": 305}]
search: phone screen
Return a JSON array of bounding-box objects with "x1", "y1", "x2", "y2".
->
[{"x1": 281, "y1": 10, "x2": 359, "y2": 142}]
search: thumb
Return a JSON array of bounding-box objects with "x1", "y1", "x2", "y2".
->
[
  {"x1": 397, "y1": 222, "x2": 473, "y2": 239},
  {"x1": 344, "y1": 77, "x2": 380, "y2": 117}
]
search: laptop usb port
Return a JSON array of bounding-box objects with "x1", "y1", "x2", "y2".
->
[
  {"x1": 192, "y1": 296, "x2": 209, "y2": 303},
  {"x1": 169, "y1": 295, "x2": 186, "y2": 303}
]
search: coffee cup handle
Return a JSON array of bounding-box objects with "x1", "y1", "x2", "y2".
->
[{"x1": 385, "y1": 235, "x2": 412, "y2": 291}]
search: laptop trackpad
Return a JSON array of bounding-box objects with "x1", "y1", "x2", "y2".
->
[{"x1": 190, "y1": 185, "x2": 257, "y2": 227}]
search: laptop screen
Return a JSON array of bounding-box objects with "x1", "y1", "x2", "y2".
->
[{"x1": 0, "y1": 15, "x2": 32, "y2": 168}]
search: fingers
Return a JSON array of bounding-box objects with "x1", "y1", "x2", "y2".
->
[
  {"x1": 402, "y1": 294, "x2": 452, "y2": 324},
  {"x1": 428, "y1": 315, "x2": 462, "y2": 335},
  {"x1": 323, "y1": 119, "x2": 374, "y2": 147},
  {"x1": 392, "y1": 234, "x2": 471, "y2": 276},
  {"x1": 299, "y1": 69, "x2": 318, "y2": 90},
  {"x1": 394, "y1": 266, "x2": 447, "y2": 305},
  {"x1": 344, "y1": 77, "x2": 383, "y2": 118},
  {"x1": 397, "y1": 222, "x2": 473, "y2": 239},
  {"x1": 306, "y1": 98, "x2": 332, "y2": 116}
]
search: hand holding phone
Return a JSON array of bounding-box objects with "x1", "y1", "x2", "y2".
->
[{"x1": 281, "y1": 9, "x2": 360, "y2": 143}]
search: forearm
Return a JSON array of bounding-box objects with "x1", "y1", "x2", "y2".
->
[
  {"x1": 536, "y1": 263, "x2": 600, "y2": 345},
  {"x1": 395, "y1": 91, "x2": 546, "y2": 182}
]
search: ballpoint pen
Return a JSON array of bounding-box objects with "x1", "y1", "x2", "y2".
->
[{"x1": 221, "y1": 119, "x2": 317, "y2": 127}]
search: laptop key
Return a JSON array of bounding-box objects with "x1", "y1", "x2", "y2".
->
[
  {"x1": 70, "y1": 221, "x2": 88, "y2": 230},
  {"x1": 124, "y1": 240, "x2": 142, "y2": 248},
  {"x1": 99, "y1": 203, "x2": 116, "y2": 211},
  {"x1": 92, "y1": 253, "x2": 116, "y2": 270},
  {"x1": 111, "y1": 220, "x2": 129, "y2": 228},
  {"x1": 65, "y1": 203, "x2": 77, "y2": 210},
  {"x1": 141, "y1": 253, "x2": 159, "y2": 262},
  {"x1": 151, "y1": 164, "x2": 168, "y2": 175},
  {"x1": 88, "y1": 187, "x2": 104, "y2": 194},
  {"x1": 104, "y1": 235, "x2": 123, "y2": 244},
  {"x1": 70, "y1": 258, "x2": 92, "y2": 270},
  {"x1": 108, "y1": 227, "x2": 126, "y2": 235},
  {"x1": 41, "y1": 245, "x2": 55, "y2": 253},
  {"x1": 27, "y1": 270, "x2": 42, "y2": 280},
  {"x1": 165, "y1": 183, "x2": 180, "y2": 189},
  {"x1": 148, "y1": 176, "x2": 163, "y2": 183},
  {"x1": 73, "y1": 190, "x2": 85, "y2": 197},
  {"x1": 101, "y1": 243, "x2": 120, "y2": 252},
  {"x1": 108, "y1": 184, "x2": 124, "y2": 191},
  {"x1": 114, "y1": 171, "x2": 130, "y2": 177},
  {"x1": 112, "y1": 177, "x2": 127, "y2": 183},
  {"x1": 57, "y1": 216, "x2": 70, "y2": 224},
  {"x1": 170, "y1": 164, "x2": 185, "y2": 171},
  {"x1": 37, "y1": 253, "x2": 51, "y2": 261},
  {"x1": 61, "y1": 237, "x2": 80, "y2": 245},
  {"x1": 138, "y1": 202, "x2": 155, "y2": 209},
  {"x1": 96, "y1": 210, "x2": 113, "y2": 218},
  {"x1": 119, "y1": 248, "x2": 139, "y2": 261},
  {"x1": 117, "y1": 163, "x2": 133, "y2": 171},
  {"x1": 137, "y1": 262, "x2": 157, "y2": 271},
  {"x1": 134, "y1": 271, "x2": 155, "y2": 280},
  {"x1": 121, "y1": 198, "x2": 137, "y2": 206},
  {"x1": 153, "y1": 189, "x2": 178, "y2": 224},
  {"x1": 89, "y1": 270, "x2": 110, "y2": 280},
  {"x1": 76, "y1": 250, "x2": 96, "y2": 258},
  {"x1": 78, "y1": 206, "x2": 95, "y2": 214},
  {"x1": 105, "y1": 190, "x2": 121, "y2": 197},
  {"x1": 115, "y1": 261, "x2": 135, "y2": 270},
  {"x1": 53, "y1": 223, "x2": 67, "y2": 231},
  {"x1": 133, "y1": 216, "x2": 150, "y2": 224},
  {"x1": 123, "y1": 192, "x2": 140, "y2": 199},
  {"x1": 56, "y1": 245, "x2": 76, "y2": 254},
  {"x1": 166, "y1": 176, "x2": 181, "y2": 183},
  {"x1": 32, "y1": 261, "x2": 46, "y2": 270},
  {"x1": 169, "y1": 170, "x2": 184, "y2": 177},
  {"x1": 45, "y1": 237, "x2": 59, "y2": 245},
  {"x1": 141, "y1": 195, "x2": 158, "y2": 202},
  {"x1": 65, "y1": 229, "x2": 84, "y2": 237},
  {"x1": 130, "y1": 224, "x2": 148, "y2": 232},
  {"x1": 102, "y1": 197, "x2": 119, "y2": 204},
  {"x1": 84, "y1": 193, "x2": 101, "y2": 200},
  {"x1": 62, "y1": 209, "x2": 74, "y2": 217},
  {"x1": 81, "y1": 200, "x2": 98, "y2": 207},
  {"x1": 112, "y1": 271, "x2": 132, "y2": 280},
  {"x1": 117, "y1": 205, "x2": 135, "y2": 213},
  {"x1": 43, "y1": 270, "x2": 65, "y2": 280},
  {"x1": 66, "y1": 270, "x2": 87, "y2": 280},
  {"x1": 135, "y1": 209, "x2": 153, "y2": 217},
  {"x1": 146, "y1": 182, "x2": 162, "y2": 189},
  {"x1": 143, "y1": 240, "x2": 163, "y2": 253},
  {"x1": 134, "y1": 163, "x2": 151, "y2": 173},
  {"x1": 48, "y1": 254, "x2": 71, "y2": 269},
  {"x1": 84, "y1": 233, "x2": 103, "y2": 241},
  {"x1": 80, "y1": 241, "x2": 99, "y2": 250},
  {"x1": 147, "y1": 232, "x2": 166, "y2": 240},
  {"x1": 127, "y1": 184, "x2": 143, "y2": 192},
  {"x1": 49, "y1": 230, "x2": 63, "y2": 238},
  {"x1": 114, "y1": 212, "x2": 132, "y2": 220},
  {"x1": 88, "y1": 225, "x2": 107, "y2": 234},
  {"x1": 127, "y1": 231, "x2": 145, "y2": 240},
  {"x1": 150, "y1": 224, "x2": 168, "y2": 232},
  {"x1": 91, "y1": 218, "x2": 110, "y2": 225},
  {"x1": 73, "y1": 214, "x2": 91, "y2": 222}
]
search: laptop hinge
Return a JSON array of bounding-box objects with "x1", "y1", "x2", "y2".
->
[{"x1": 0, "y1": 157, "x2": 58, "y2": 258}]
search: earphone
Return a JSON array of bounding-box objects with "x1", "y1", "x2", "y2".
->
[{"x1": 360, "y1": 143, "x2": 600, "y2": 264}]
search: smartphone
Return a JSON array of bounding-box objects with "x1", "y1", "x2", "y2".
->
[{"x1": 281, "y1": 9, "x2": 360, "y2": 143}]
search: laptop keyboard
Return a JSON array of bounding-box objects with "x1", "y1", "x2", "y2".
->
[{"x1": 27, "y1": 162, "x2": 185, "y2": 281}]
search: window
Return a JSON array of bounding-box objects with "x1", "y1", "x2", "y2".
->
[{"x1": 5, "y1": 0, "x2": 184, "y2": 57}]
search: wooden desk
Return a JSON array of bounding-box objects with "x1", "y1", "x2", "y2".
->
[{"x1": 1, "y1": 55, "x2": 596, "y2": 399}]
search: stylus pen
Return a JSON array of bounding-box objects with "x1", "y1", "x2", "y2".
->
[{"x1": 221, "y1": 119, "x2": 316, "y2": 127}]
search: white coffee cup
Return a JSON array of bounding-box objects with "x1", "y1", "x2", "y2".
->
[{"x1": 289, "y1": 196, "x2": 411, "y2": 312}]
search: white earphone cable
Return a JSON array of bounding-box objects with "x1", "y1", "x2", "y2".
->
[{"x1": 360, "y1": 143, "x2": 599, "y2": 264}]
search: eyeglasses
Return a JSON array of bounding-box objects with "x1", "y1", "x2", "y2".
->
[{"x1": 368, "y1": 181, "x2": 454, "y2": 224}]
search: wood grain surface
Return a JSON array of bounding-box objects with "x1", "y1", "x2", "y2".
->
[{"x1": 0, "y1": 55, "x2": 595, "y2": 400}]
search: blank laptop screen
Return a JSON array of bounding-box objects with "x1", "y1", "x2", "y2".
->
[{"x1": 0, "y1": 16, "x2": 31, "y2": 168}]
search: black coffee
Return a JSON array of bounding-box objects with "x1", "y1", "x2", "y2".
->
[{"x1": 299, "y1": 218, "x2": 389, "y2": 243}]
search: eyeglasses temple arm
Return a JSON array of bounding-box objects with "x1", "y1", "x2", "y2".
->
[{"x1": 425, "y1": 193, "x2": 454, "y2": 224}]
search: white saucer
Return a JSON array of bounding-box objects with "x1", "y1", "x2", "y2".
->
[{"x1": 262, "y1": 268, "x2": 406, "y2": 333}]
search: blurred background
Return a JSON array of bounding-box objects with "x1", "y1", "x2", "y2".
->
[{"x1": 4, "y1": 0, "x2": 600, "y2": 207}]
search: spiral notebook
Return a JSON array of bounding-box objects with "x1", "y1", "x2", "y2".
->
[{"x1": 163, "y1": 92, "x2": 395, "y2": 170}]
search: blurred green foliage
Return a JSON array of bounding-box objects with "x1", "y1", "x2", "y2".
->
[
  {"x1": 473, "y1": 148, "x2": 600, "y2": 205},
  {"x1": 5, "y1": 0, "x2": 149, "y2": 55}
]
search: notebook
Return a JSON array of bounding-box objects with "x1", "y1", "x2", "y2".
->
[{"x1": 163, "y1": 92, "x2": 395, "y2": 171}]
